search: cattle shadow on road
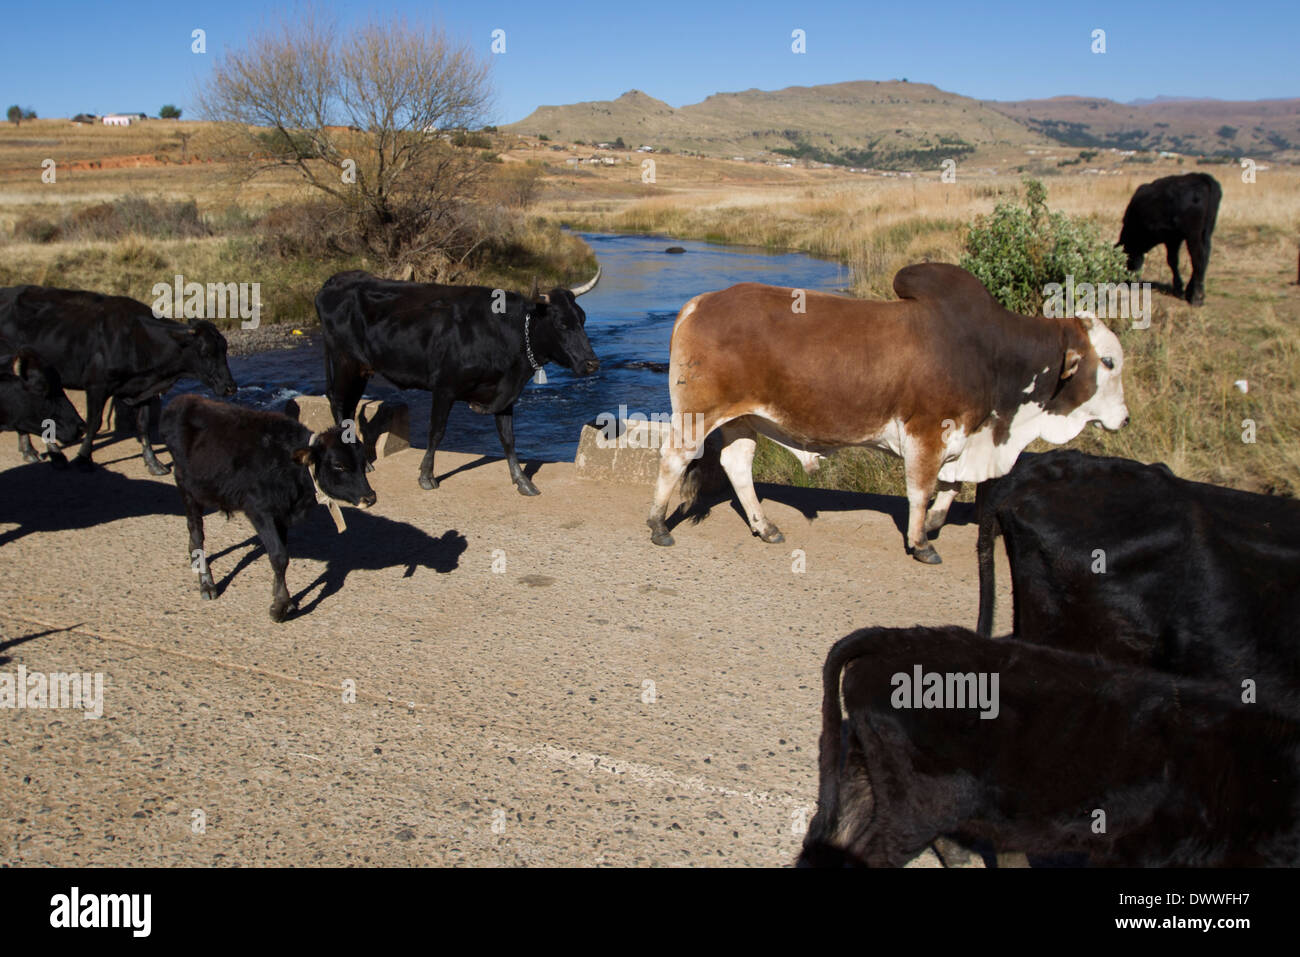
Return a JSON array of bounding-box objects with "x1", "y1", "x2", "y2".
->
[
  {"x1": 431, "y1": 454, "x2": 542, "y2": 487},
  {"x1": 204, "y1": 510, "x2": 467, "y2": 618},
  {"x1": 674, "y1": 482, "x2": 977, "y2": 541},
  {"x1": 0, "y1": 460, "x2": 181, "y2": 547},
  {"x1": 0, "y1": 623, "x2": 85, "y2": 666}
]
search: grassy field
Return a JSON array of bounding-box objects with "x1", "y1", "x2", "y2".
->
[{"x1": 3, "y1": 119, "x2": 1297, "y2": 498}]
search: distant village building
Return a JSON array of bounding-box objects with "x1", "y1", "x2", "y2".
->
[{"x1": 102, "y1": 114, "x2": 136, "y2": 126}]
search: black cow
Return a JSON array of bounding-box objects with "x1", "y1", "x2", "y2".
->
[
  {"x1": 976, "y1": 450, "x2": 1300, "y2": 708},
  {"x1": 315, "y1": 269, "x2": 601, "y2": 495},
  {"x1": 0, "y1": 284, "x2": 238, "y2": 473},
  {"x1": 160, "y1": 395, "x2": 376, "y2": 622},
  {"x1": 0, "y1": 349, "x2": 84, "y2": 445},
  {"x1": 1117, "y1": 172, "x2": 1221, "y2": 305},
  {"x1": 798, "y1": 625, "x2": 1300, "y2": 867}
]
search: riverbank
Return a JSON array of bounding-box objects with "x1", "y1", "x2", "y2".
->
[{"x1": 225, "y1": 320, "x2": 315, "y2": 356}]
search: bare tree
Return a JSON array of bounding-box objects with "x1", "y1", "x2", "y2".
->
[{"x1": 198, "y1": 10, "x2": 494, "y2": 271}]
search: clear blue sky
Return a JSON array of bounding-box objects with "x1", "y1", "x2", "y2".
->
[{"x1": 1, "y1": 0, "x2": 1295, "y2": 123}]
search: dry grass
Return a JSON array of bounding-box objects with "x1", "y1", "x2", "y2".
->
[{"x1": 0, "y1": 121, "x2": 595, "y2": 326}]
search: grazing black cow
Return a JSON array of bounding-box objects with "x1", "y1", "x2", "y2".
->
[
  {"x1": 798, "y1": 625, "x2": 1300, "y2": 867},
  {"x1": 0, "y1": 284, "x2": 238, "y2": 473},
  {"x1": 1117, "y1": 172, "x2": 1221, "y2": 305},
  {"x1": 160, "y1": 395, "x2": 376, "y2": 622},
  {"x1": 315, "y1": 269, "x2": 601, "y2": 495},
  {"x1": 0, "y1": 349, "x2": 84, "y2": 445},
  {"x1": 976, "y1": 451, "x2": 1300, "y2": 708}
]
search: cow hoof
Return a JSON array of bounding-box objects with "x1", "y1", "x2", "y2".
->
[
  {"x1": 923, "y1": 514, "x2": 947, "y2": 535},
  {"x1": 758, "y1": 525, "x2": 785, "y2": 544},
  {"x1": 147, "y1": 460, "x2": 172, "y2": 476},
  {"x1": 648, "y1": 520, "x2": 675, "y2": 547},
  {"x1": 270, "y1": 601, "x2": 298, "y2": 622},
  {"x1": 44, "y1": 451, "x2": 70, "y2": 469},
  {"x1": 72, "y1": 456, "x2": 95, "y2": 473},
  {"x1": 515, "y1": 480, "x2": 540, "y2": 497},
  {"x1": 418, "y1": 474, "x2": 438, "y2": 491},
  {"x1": 911, "y1": 544, "x2": 943, "y2": 565},
  {"x1": 365, "y1": 460, "x2": 375, "y2": 473},
  {"x1": 199, "y1": 585, "x2": 217, "y2": 601},
  {"x1": 21, "y1": 450, "x2": 40, "y2": 465}
]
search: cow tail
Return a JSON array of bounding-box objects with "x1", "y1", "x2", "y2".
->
[
  {"x1": 679, "y1": 435, "x2": 722, "y2": 517},
  {"x1": 680, "y1": 457, "x2": 703, "y2": 511},
  {"x1": 807, "y1": 630, "x2": 868, "y2": 847},
  {"x1": 975, "y1": 479, "x2": 1000, "y2": 637}
]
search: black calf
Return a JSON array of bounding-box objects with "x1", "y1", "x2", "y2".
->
[{"x1": 160, "y1": 395, "x2": 376, "y2": 622}]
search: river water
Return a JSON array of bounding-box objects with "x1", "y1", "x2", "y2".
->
[{"x1": 169, "y1": 232, "x2": 851, "y2": 462}]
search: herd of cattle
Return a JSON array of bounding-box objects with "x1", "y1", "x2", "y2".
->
[{"x1": 4, "y1": 171, "x2": 1292, "y2": 867}]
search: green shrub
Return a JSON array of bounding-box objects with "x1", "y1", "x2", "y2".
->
[
  {"x1": 451, "y1": 131, "x2": 492, "y2": 149},
  {"x1": 960, "y1": 178, "x2": 1132, "y2": 314}
]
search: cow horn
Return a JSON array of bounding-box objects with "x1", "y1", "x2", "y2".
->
[{"x1": 569, "y1": 265, "x2": 601, "y2": 297}]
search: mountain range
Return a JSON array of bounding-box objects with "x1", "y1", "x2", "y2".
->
[{"x1": 505, "y1": 81, "x2": 1300, "y2": 168}]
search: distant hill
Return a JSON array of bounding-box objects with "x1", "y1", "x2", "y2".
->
[
  {"x1": 991, "y1": 95, "x2": 1300, "y2": 158},
  {"x1": 507, "y1": 81, "x2": 1300, "y2": 166},
  {"x1": 509, "y1": 81, "x2": 1049, "y2": 168}
]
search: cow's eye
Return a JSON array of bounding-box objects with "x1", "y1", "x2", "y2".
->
[{"x1": 1101, "y1": 357, "x2": 1115, "y2": 370}]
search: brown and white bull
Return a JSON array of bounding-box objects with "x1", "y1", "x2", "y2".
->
[{"x1": 646, "y1": 263, "x2": 1129, "y2": 563}]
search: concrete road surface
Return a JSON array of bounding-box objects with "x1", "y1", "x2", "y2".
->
[{"x1": 0, "y1": 433, "x2": 1010, "y2": 866}]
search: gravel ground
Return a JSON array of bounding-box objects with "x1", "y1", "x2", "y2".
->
[{"x1": 0, "y1": 434, "x2": 1011, "y2": 866}]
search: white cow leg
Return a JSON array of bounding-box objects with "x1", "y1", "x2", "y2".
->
[
  {"x1": 649, "y1": 412, "x2": 724, "y2": 547},
  {"x1": 648, "y1": 443, "x2": 692, "y2": 546},
  {"x1": 924, "y1": 481, "x2": 962, "y2": 535},
  {"x1": 718, "y1": 421, "x2": 783, "y2": 544}
]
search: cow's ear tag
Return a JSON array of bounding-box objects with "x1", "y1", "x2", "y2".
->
[{"x1": 533, "y1": 368, "x2": 547, "y2": 385}]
